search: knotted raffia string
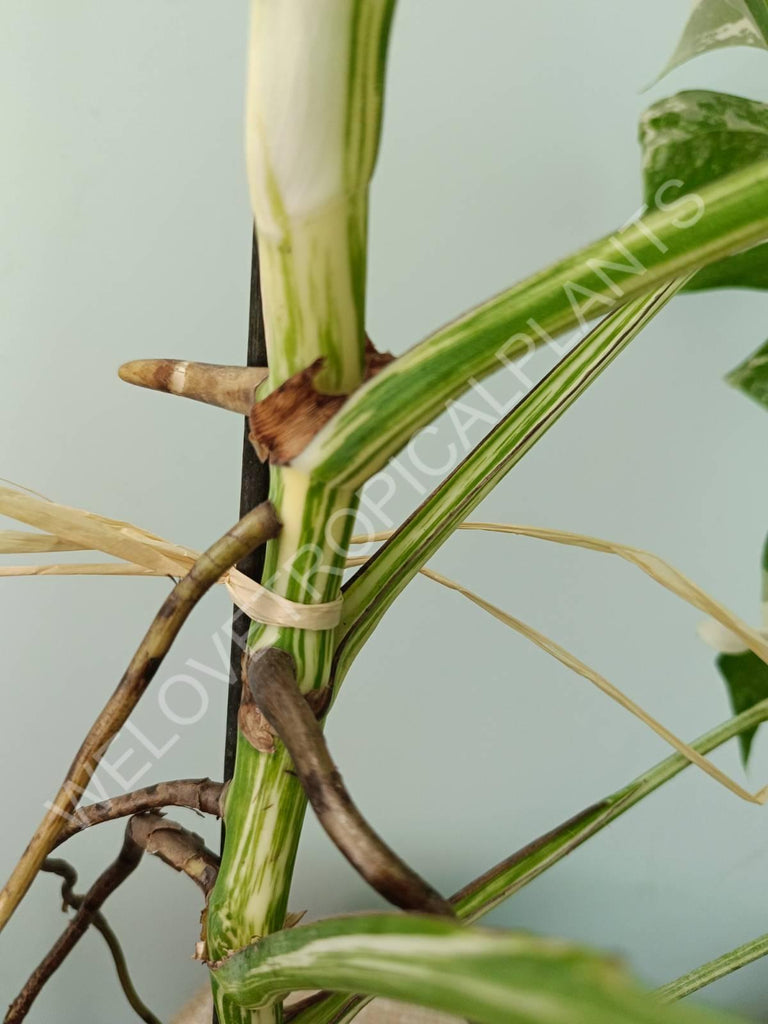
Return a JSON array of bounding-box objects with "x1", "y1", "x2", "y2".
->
[{"x1": 0, "y1": 485, "x2": 341, "y2": 630}]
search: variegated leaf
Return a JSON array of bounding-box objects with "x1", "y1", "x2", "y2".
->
[
  {"x1": 655, "y1": 0, "x2": 768, "y2": 83},
  {"x1": 640, "y1": 89, "x2": 768, "y2": 291},
  {"x1": 727, "y1": 337, "x2": 768, "y2": 408}
]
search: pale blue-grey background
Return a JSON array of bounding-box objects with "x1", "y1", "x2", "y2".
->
[{"x1": 1, "y1": 1, "x2": 768, "y2": 1020}]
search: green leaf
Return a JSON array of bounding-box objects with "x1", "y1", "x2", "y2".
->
[
  {"x1": 717, "y1": 651, "x2": 768, "y2": 763},
  {"x1": 714, "y1": 537, "x2": 768, "y2": 766},
  {"x1": 213, "y1": 913, "x2": 745, "y2": 1024},
  {"x1": 655, "y1": 0, "x2": 768, "y2": 84},
  {"x1": 640, "y1": 90, "x2": 768, "y2": 291},
  {"x1": 726, "y1": 337, "x2": 768, "y2": 408},
  {"x1": 715, "y1": 283, "x2": 768, "y2": 769}
]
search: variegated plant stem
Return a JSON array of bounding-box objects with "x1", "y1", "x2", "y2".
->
[
  {"x1": 206, "y1": 5, "x2": 397, "y2": 1024},
  {"x1": 657, "y1": 932, "x2": 768, "y2": 1003},
  {"x1": 295, "y1": 158, "x2": 768, "y2": 489},
  {"x1": 334, "y1": 279, "x2": 686, "y2": 685}
]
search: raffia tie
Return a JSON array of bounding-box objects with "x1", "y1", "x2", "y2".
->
[{"x1": 0, "y1": 485, "x2": 341, "y2": 630}]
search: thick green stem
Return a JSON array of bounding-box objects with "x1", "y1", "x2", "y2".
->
[
  {"x1": 208, "y1": 477, "x2": 357, "y2": 1024},
  {"x1": 207, "y1": 5, "x2": 396, "y2": 1021},
  {"x1": 206, "y1": 6, "x2": 768, "y2": 1021}
]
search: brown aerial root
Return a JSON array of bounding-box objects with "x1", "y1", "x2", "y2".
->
[
  {"x1": 127, "y1": 812, "x2": 220, "y2": 896},
  {"x1": 246, "y1": 647, "x2": 453, "y2": 917},
  {"x1": 38, "y1": 859, "x2": 161, "y2": 1024},
  {"x1": 5, "y1": 813, "x2": 219, "y2": 1024},
  {"x1": 119, "y1": 343, "x2": 395, "y2": 465},
  {"x1": 119, "y1": 359, "x2": 269, "y2": 414},
  {"x1": 52, "y1": 777, "x2": 225, "y2": 847}
]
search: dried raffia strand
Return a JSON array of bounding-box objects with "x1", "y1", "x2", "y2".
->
[
  {"x1": 0, "y1": 484, "x2": 191, "y2": 575},
  {"x1": 420, "y1": 567, "x2": 768, "y2": 806},
  {"x1": 0, "y1": 486, "x2": 342, "y2": 630},
  {"x1": 347, "y1": 519, "x2": 768, "y2": 803},
  {"x1": 5, "y1": 505, "x2": 766, "y2": 801},
  {"x1": 0, "y1": 561, "x2": 342, "y2": 628},
  {"x1": 350, "y1": 521, "x2": 768, "y2": 667},
  {"x1": 345, "y1": 525, "x2": 768, "y2": 801},
  {"x1": 0, "y1": 530, "x2": 86, "y2": 553},
  {"x1": 0, "y1": 563, "x2": 161, "y2": 578}
]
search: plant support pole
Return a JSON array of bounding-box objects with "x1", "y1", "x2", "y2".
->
[
  {"x1": 225, "y1": 231, "x2": 270, "y2": 782},
  {"x1": 217, "y1": 217, "x2": 270, "y2": 1024}
]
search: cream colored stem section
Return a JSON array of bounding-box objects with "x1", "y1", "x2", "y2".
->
[{"x1": 257, "y1": 197, "x2": 368, "y2": 393}]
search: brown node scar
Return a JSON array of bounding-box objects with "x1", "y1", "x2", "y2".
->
[
  {"x1": 249, "y1": 339, "x2": 394, "y2": 465},
  {"x1": 237, "y1": 653, "x2": 332, "y2": 753},
  {"x1": 238, "y1": 700, "x2": 277, "y2": 754}
]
